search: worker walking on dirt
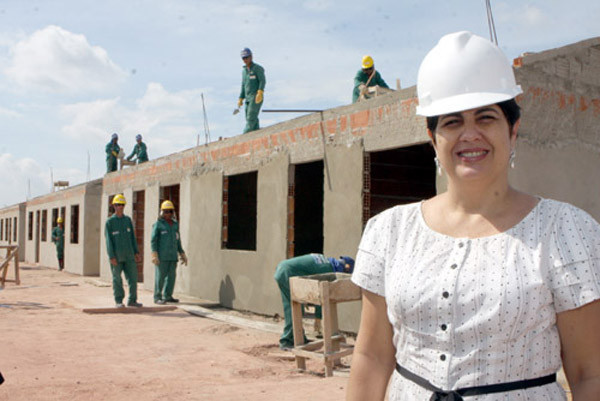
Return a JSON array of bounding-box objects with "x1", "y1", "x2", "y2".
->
[
  {"x1": 105, "y1": 133, "x2": 120, "y2": 173},
  {"x1": 126, "y1": 134, "x2": 149, "y2": 164},
  {"x1": 105, "y1": 194, "x2": 142, "y2": 308},
  {"x1": 151, "y1": 200, "x2": 187, "y2": 304},
  {"x1": 51, "y1": 217, "x2": 65, "y2": 271},
  {"x1": 237, "y1": 48, "x2": 266, "y2": 133},
  {"x1": 352, "y1": 55, "x2": 389, "y2": 103},
  {"x1": 274, "y1": 254, "x2": 355, "y2": 350}
]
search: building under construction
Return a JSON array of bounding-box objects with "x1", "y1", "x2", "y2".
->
[{"x1": 1, "y1": 37, "x2": 599, "y2": 331}]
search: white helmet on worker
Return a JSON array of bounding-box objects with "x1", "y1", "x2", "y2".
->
[{"x1": 416, "y1": 31, "x2": 522, "y2": 117}]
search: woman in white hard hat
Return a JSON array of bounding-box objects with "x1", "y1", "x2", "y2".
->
[{"x1": 347, "y1": 31, "x2": 600, "y2": 400}]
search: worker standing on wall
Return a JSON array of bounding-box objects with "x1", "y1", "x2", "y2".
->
[
  {"x1": 126, "y1": 134, "x2": 149, "y2": 164},
  {"x1": 273, "y1": 254, "x2": 355, "y2": 350},
  {"x1": 51, "y1": 217, "x2": 65, "y2": 271},
  {"x1": 105, "y1": 194, "x2": 142, "y2": 308},
  {"x1": 352, "y1": 55, "x2": 389, "y2": 103},
  {"x1": 105, "y1": 133, "x2": 120, "y2": 173},
  {"x1": 151, "y1": 200, "x2": 187, "y2": 304},
  {"x1": 237, "y1": 48, "x2": 266, "y2": 133}
]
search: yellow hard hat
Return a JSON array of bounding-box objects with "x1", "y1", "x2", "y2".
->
[
  {"x1": 57, "y1": 217, "x2": 64, "y2": 224},
  {"x1": 112, "y1": 194, "x2": 126, "y2": 205},
  {"x1": 362, "y1": 55, "x2": 374, "y2": 69},
  {"x1": 161, "y1": 200, "x2": 175, "y2": 210}
]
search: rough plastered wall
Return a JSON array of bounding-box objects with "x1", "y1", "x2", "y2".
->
[
  {"x1": 512, "y1": 37, "x2": 600, "y2": 219},
  {"x1": 0, "y1": 203, "x2": 26, "y2": 261},
  {"x1": 23, "y1": 180, "x2": 102, "y2": 275}
]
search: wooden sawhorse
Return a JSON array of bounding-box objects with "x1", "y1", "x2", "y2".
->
[
  {"x1": 0, "y1": 245, "x2": 20, "y2": 289},
  {"x1": 290, "y1": 272, "x2": 361, "y2": 377}
]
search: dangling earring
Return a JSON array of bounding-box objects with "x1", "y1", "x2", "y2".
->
[
  {"x1": 509, "y1": 150, "x2": 516, "y2": 169},
  {"x1": 434, "y1": 156, "x2": 442, "y2": 176}
]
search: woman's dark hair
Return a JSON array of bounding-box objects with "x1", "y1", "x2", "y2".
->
[{"x1": 426, "y1": 98, "x2": 521, "y2": 134}]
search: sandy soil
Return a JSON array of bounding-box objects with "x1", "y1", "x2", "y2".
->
[{"x1": 0, "y1": 264, "x2": 350, "y2": 401}]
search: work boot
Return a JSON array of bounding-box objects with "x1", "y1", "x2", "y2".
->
[
  {"x1": 127, "y1": 301, "x2": 143, "y2": 307},
  {"x1": 154, "y1": 299, "x2": 166, "y2": 305},
  {"x1": 164, "y1": 297, "x2": 179, "y2": 303}
]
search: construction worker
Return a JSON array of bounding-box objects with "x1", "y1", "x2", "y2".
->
[
  {"x1": 51, "y1": 217, "x2": 65, "y2": 271},
  {"x1": 237, "y1": 48, "x2": 266, "y2": 133},
  {"x1": 273, "y1": 253, "x2": 355, "y2": 350},
  {"x1": 352, "y1": 55, "x2": 389, "y2": 103},
  {"x1": 105, "y1": 194, "x2": 142, "y2": 308},
  {"x1": 126, "y1": 134, "x2": 149, "y2": 164},
  {"x1": 105, "y1": 133, "x2": 120, "y2": 173},
  {"x1": 151, "y1": 200, "x2": 188, "y2": 304}
]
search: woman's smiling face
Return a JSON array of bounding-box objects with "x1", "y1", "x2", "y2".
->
[{"x1": 431, "y1": 104, "x2": 518, "y2": 183}]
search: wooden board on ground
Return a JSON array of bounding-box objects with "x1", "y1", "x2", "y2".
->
[{"x1": 82, "y1": 305, "x2": 177, "y2": 314}]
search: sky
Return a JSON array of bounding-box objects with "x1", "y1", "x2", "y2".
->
[{"x1": 0, "y1": 0, "x2": 598, "y2": 207}]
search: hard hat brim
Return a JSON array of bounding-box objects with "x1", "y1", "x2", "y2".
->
[{"x1": 416, "y1": 88, "x2": 522, "y2": 117}]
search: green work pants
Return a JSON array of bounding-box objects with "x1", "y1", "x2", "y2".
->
[
  {"x1": 244, "y1": 98, "x2": 263, "y2": 134},
  {"x1": 106, "y1": 157, "x2": 117, "y2": 173},
  {"x1": 273, "y1": 255, "x2": 331, "y2": 346},
  {"x1": 154, "y1": 260, "x2": 177, "y2": 301},
  {"x1": 111, "y1": 259, "x2": 138, "y2": 304}
]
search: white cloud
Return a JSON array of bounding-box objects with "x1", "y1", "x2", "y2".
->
[
  {"x1": 4, "y1": 25, "x2": 126, "y2": 95},
  {"x1": 60, "y1": 83, "x2": 206, "y2": 156},
  {"x1": 303, "y1": 0, "x2": 334, "y2": 12},
  {"x1": 0, "y1": 105, "x2": 21, "y2": 118},
  {"x1": 0, "y1": 153, "x2": 45, "y2": 206}
]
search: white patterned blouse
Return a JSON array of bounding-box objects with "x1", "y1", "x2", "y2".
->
[{"x1": 352, "y1": 199, "x2": 600, "y2": 400}]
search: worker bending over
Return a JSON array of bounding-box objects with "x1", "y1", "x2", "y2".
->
[
  {"x1": 352, "y1": 55, "x2": 389, "y2": 103},
  {"x1": 237, "y1": 48, "x2": 266, "y2": 133},
  {"x1": 151, "y1": 200, "x2": 187, "y2": 304},
  {"x1": 126, "y1": 134, "x2": 149, "y2": 164},
  {"x1": 274, "y1": 254, "x2": 355, "y2": 350},
  {"x1": 105, "y1": 133, "x2": 120, "y2": 173},
  {"x1": 105, "y1": 194, "x2": 142, "y2": 308}
]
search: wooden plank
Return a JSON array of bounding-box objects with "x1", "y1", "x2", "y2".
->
[
  {"x1": 290, "y1": 277, "x2": 321, "y2": 304},
  {"x1": 82, "y1": 305, "x2": 177, "y2": 314}
]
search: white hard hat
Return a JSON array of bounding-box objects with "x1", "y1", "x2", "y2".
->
[{"x1": 416, "y1": 31, "x2": 522, "y2": 117}]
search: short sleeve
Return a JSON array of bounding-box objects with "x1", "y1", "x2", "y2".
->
[
  {"x1": 351, "y1": 211, "x2": 392, "y2": 297},
  {"x1": 547, "y1": 203, "x2": 600, "y2": 313}
]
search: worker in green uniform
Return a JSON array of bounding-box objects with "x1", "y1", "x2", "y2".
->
[
  {"x1": 105, "y1": 133, "x2": 120, "y2": 173},
  {"x1": 237, "y1": 48, "x2": 266, "y2": 134},
  {"x1": 274, "y1": 253, "x2": 355, "y2": 350},
  {"x1": 51, "y1": 216, "x2": 65, "y2": 271},
  {"x1": 352, "y1": 55, "x2": 389, "y2": 103},
  {"x1": 151, "y1": 200, "x2": 187, "y2": 304},
  {"x1": 105, "y1": 194, "x2": 142, "y2": 308},
  {"x1": 126, "y1": 134, "x2": 149, "y2": 164}
]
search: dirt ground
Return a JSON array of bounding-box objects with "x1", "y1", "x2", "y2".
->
[{"x1": 0, "y1": 264, "x2": 350, "y2": 401}]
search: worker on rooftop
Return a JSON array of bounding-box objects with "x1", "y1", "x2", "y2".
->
[
  {"x1": 105, "y1": 133, "x2": 120, "y2": 173},
  {"x1": 237, "y1": 48, "x2": 266, "y2": 133},
  {"x1": 274, "y1": 253, "x2": 355, "y2": 351},
  {"x1": 151, "y1": 200, "x2": 187, "y2": 305},
  {"x1": 352, "y1": 55, "x2": 389, "y2": 103},
  {"x1": 126, "y1": 134, "x2": 149, "y2": 164},
  {"x1": 105, "y1": 194, "x2": 142, "y2": 308}
]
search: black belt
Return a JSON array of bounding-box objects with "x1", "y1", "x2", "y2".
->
[{"x1": 395, "y1": 363, "x2": 556, "y2": 401}]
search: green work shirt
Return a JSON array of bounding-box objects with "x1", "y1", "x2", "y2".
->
[
  {"x1": 352, "y1": 69, "x2": 389, "y2": 103},
  {"x1": 51, "y1": 226, "x2": 64, "y2": 251},
  {"x1": 105, "y1": 214, "x2": 138, "y2": 262},
  {"x1": 151, "y1": 218, "x2": 184, "y2": 261},
  {"x1": 127, "y1": 142, "x2": 148, "y2": 163},
  {"x1": 105, "y1": 141, "x2": 120, "y2": 161},
  {"x1": 239, "y1": 62, "x2": 266, "y2": 100}
]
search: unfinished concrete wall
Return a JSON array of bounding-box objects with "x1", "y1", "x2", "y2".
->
[
  {"x1": 513, "y1": 37, "x2": 600, "y2": 219},
  {"x1": 0, "y1": 203, "x2": 26, "y2": 261},
  {"x1": 22, "y1": 180, "x2": 102, "y2": 275}
]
